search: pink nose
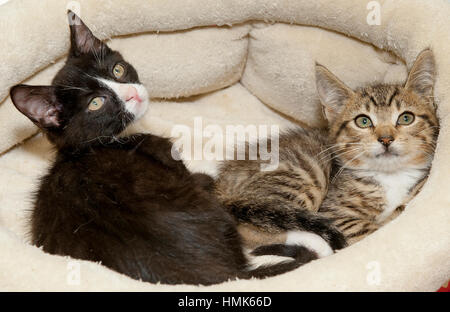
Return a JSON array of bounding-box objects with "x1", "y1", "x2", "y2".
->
[{"x1": 125, "y1": 86, "x2": 142, "y2": 103}]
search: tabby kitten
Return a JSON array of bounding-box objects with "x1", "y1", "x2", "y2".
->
[
  {"x1": 10, "y1": 12, "x2": 316, "y2": 285},
  {"x1": 216, "y1": 49, "x2": 438, "y2": 253},
  {"x1": 315, "y1": 49, "x2": 439, "y2": 244}
]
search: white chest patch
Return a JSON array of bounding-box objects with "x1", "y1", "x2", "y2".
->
[{"x1": 371, "y1": 169, "x2": 425, "y2": 222}]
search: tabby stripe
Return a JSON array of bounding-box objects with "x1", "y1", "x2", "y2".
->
[
  {"x1": 341, "y1": 221, "x2": 360, "y2": 231},
  {"x1": 353, "y1": 177, "x2": 375, "y2": 186},
  {"x1": 263, "y1": 173, "x2": 315, "y2": 192},
  {"x1": 345, "y1": 205, "x2": 371, "y2": 217},
  {"x1": 295, "y1": 154, "x2": 322, "y2": 188},
  {"x1": 336, "y1": 121, "x2": 349, "y2": 137},
  {"x1": 417, "y1": 134, "x2": 428, "y2": 143},
  {"x1": 303, "y1": 190, "x2": 316, "y2": 206},
  {"x1": 305, "y1": 154, "x2": 328, "y2": 189},
  {"x1": 270, "y1": 190, "x2": 303, "y2": 203},
  {"x1": 369, "y1": 95, "x2": 378, "y2": 106},
  {"x1": 346, "y1": 227, "x2": 371, "y2": 239},
  {"x1": 262, "y1": 174, "x2": 303, "y2": 188},
  {"x1": 268, "y1": 170, "x2": 304, "y2": 181},
  {"x1": 268, "y1": 182, "x2": 317, "y2": 207},
  {"x1": 387, "y1": 89, "x2": 399, "y2": 107},
  {"x1": 335, "y1": 218, "x2": 358, "y2": 228},
  {"x1": 278, "y1": 180, "x2": 309, "y2": 191},
  {"x1": 408, "y1": 175, "x2": 427, "y2": 194},
  {"x1": 418, "y1": 114, "x2": 436, "y2": 127},
  {"x1": 359, "y1": 201, "x2": 383, "y2": 214}
]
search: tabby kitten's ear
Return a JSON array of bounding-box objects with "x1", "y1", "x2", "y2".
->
[
  {"x1": 10, "y1": 85, "x2": 61, "y2": 128},
  {"x1": 67, "y1": 10, "x2": 104, "y2": 56},
  {"x1": 405, "y1": 49, "x2": 435, "y2": 100},
  {"x1": 315, "y1": 64, "x2": 354, "y2": 122}
]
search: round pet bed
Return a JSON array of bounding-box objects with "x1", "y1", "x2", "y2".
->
[{"x1": 0, "y1": 0, "x2": 449, "y2": 291}]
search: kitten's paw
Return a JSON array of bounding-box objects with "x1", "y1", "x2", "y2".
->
[
  {"x1": 325, "y1": 227, "x2": 348, "y2": 250},
  {"x1": 191, "y1": 173, "x2": 215, "y2": 191},
  {"x1": 286, "y1": 231, "x2": 333, "y2": 258}
]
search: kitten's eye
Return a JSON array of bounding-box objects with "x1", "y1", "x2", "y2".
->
[
  {"x1": 113, "y1": 63, "x2": 125, "y2": 79},
  {"x1": 397, "y1": 112, "x2": 415, "y2": 125},
  {"x1": 355, "y1": 115, "x2": 373, "y2": 128},
  {"x1": 88, "y1": 97, "x2": 105, "y2": 111}
]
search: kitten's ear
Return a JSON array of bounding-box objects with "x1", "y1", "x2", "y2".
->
[
  {"x1": 405, "y1": 49, "x2": 435, "y2": 99},
  {"x1": 315, "y1": 64, "x2": 354, "y2": 122},
  {"x1": 10, "y1": 85, "x2": 62, "y2": 128},
  {"x1": 67, "y1": 10, "x2": 104, "y2": 56}
]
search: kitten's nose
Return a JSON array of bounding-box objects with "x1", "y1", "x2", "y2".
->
[
  {"x1": 125, "y1": 86, "x2": 142, "y2": 103},
  {"x1": 378, "y1": 136, "x2": 394, "y2": 147}
]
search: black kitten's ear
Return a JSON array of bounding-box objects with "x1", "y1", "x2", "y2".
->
[
  {"x1": 67, "y1": 10, "x2": 104, "y2": 56},
  {"x1": 405, "y1": 49, "x2": 435, "y2": 99},
  {"x1": 315, "y1": 63, "x2": 354, "y2": 122},
  {"x1": 10, "y1": 85, "x2": 62, "y2": 128}
]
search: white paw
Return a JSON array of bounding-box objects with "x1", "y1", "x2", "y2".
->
[{"x1": 286, "y1": 231, "x2": 333, "y2": 258}]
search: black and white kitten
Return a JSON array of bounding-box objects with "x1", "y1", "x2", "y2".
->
[{"x1": 10, "y1": 12, "x2": 316, "y2": 285}]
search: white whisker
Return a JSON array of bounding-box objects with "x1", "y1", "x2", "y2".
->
[{"x1": 332, "y1": 151, "x2": 365, "y2": 183}]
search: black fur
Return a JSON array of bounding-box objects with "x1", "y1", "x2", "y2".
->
[
  {"x1": 9, "y1": 12, "x2": 315, "y2": 285},
  {"x1": 252, "y1": 244, "x2": 317, "y2": 260}
]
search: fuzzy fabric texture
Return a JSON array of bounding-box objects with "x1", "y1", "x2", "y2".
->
[{"x1": 0, "y1": 0, "x2": 449, "y2": 291}]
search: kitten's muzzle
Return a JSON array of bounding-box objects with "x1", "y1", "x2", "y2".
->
[
  {"x1": 375, "y1": 135, "x2": 399, "y2": 158},
  {"x1": 378, "y1": 135, "x2": 394, "y2": 147},
  {"x1": 125, "y1": 86, "x2": 142, "y2": 104}
]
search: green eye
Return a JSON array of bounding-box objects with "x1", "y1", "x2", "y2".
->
[
  {"x1": 397, "y1": 112, "x2": 415, "y2": 125},
  {"x1": 88, "y1": 97, "x2": 105, "y2": 111},
  {"x1": 355, "y1": 115, "x2": 373, "y2": 128},
  {"x1": 113, "y1": 63, "x2": 125, "y2": 79}
]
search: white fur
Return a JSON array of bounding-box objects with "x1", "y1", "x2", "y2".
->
[
  {"x1": 374, "y1": 169, "x2": 425, "y2": 222},
  {"x1": 355, "y1": 168, "x2": 425, "y2": 222},
  {"x1": 244, "y1": 248, "x2": 294, "y2": 270},
  {"x1": 286, "y1": 231, "x2": 333, "y2": 258},
  {"x1": 97, "y1": 78, "x2": 149, "y2": 120}
]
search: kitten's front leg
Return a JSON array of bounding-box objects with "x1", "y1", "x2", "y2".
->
[
  {"x1": 127, "y1": 134, "x2": 187, "y2": 173},
  {"x1": 350, "y1": 181, "x2": 422, "y2": 242},
  {"x1": 191, "y1": 173, "x2": 216, "y2": 192},
  {"x1": 379, "y1": 176, "x2": 428, "y2": 226},
  {"x1": 405, "y1": 176, "x2": 428, "y2": 202}
]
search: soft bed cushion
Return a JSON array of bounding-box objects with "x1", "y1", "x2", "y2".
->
[
  {"x1": 241, "y1": 23, "x2": 407, "y2": 127},
  {"x1": 0, "y1": 0, "x2": 449, "y2": 291}
]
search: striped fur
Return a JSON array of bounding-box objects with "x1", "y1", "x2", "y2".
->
[{"x1": 215, "y1": 128, "x2": 347, "y2": 251}]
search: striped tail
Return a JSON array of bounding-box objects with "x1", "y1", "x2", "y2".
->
[
  {"x1": 227, "y1": 200, "x2": 347, "y2": 250},
  {"x1": 238, "y1": 244, "x2": 318, "y2": 280}
]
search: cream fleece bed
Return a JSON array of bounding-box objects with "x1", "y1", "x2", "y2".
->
[{"x1": 0, "y1": 0, "x2": 449, "y2": 291}]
